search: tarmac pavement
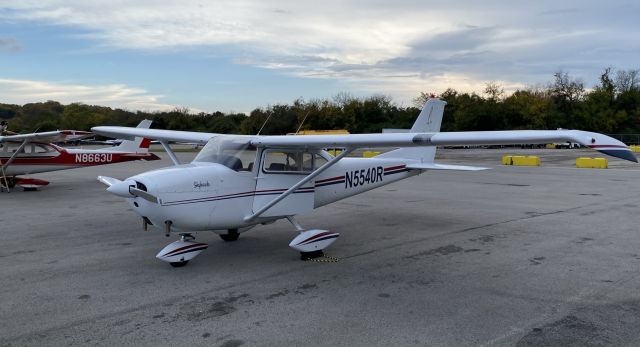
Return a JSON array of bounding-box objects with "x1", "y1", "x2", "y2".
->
[{"x1": 1, "y1": 148, "x2": 640, "y2": 346}]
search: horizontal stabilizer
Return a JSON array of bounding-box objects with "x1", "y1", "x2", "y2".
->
[{"x1": 406, "y1": 163, "x2": 488, "y2": 171}]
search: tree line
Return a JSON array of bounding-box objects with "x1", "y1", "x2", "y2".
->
[{"x1": 1, "y1": 68, "x2": 639, "y2": 137}]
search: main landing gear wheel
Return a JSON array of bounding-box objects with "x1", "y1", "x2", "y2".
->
[
  {"x1": 300, "y1": 250, "x2": 324, "y2": 260},
  {"x1": 219, "y1": 229, "x2": 240, "y2": 242},
  {"x1": 170, "y1": 260, "x2": 189, "y2": 267}
]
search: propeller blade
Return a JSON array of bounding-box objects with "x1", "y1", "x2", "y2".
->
[{"x1": 130, "y1": 187, "x2": 158, "y2": 203}]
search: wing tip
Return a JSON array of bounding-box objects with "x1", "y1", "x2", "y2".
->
[{"x1": 597, "y1": 149, "x2": 638, "y2": 163}]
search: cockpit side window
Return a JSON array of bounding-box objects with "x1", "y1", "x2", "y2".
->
[{"x1": 33, "y1": 144, "x2": 52, "y2": 154}]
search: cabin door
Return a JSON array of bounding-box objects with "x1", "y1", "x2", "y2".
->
[{"x1": 252, "y1": 149, "x2": 316, "y2": 217}]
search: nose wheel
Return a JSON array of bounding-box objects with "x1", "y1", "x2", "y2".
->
[
  {"x1": 155, "y1": 233, "x2": 208, "y2": 267},
  {"x1": 170, "y1": 260, "x2": 189, "y2": 267},
  {"x1": 219, "y1": 229, "x2": 240, "y2": 242}
]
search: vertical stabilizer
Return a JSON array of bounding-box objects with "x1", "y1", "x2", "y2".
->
[
  {"x1": 377, "y1": 98, "x2": 446, "y2": 162},
  {"x1": 108, "y1": 119, "x2": 152, "y2": 153}
]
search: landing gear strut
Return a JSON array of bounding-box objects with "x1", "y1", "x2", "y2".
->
[
  {"x1": 155, "y1": 233, "x2": 208, "y2": 267},
  {"x1": 219, "y1": 229, "x2": 240, "y2": 242}
]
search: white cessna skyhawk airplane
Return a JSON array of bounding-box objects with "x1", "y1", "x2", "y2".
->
[{"x1": 92, "y1": 99, "x2": 637, "y2": 267}]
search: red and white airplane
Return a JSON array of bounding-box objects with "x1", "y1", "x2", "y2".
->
[{"x1": 0, "y1": 120, "x2": 160, "y2": 190}]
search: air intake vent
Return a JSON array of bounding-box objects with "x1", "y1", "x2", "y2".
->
[{"x1": 136, "y1": 181, "x2": 147, "y2": 192}]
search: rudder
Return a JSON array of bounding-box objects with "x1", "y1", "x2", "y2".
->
[{"x1": 107, "y1": 119, "x2": 152, "y2": 153}]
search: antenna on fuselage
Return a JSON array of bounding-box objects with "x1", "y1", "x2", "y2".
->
[
  {"x1": 294, "y1": 111, "x2": 311, "y2": 135},
  {"x1": 256, "y1": 110, "x2": 273, "y2": 136}
]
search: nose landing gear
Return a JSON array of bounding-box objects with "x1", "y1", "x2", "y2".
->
[
  {"x1": 219, "y1": 229, "x2": 240, "y2": 242},
  {"x1": 156, "y1": 233, "x2": 208, "y2": 267}
]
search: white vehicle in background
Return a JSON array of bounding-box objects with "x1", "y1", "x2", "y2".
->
[
  {"x1": 552, "y1": 141, "x2": 581, "y2": 149},
  {"x1": 92, "y1": 99, "x2": 637, "y2": 267}
]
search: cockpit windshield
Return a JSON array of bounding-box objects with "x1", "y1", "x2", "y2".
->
[{"x1": 193, "y1": 135, "x2": 257, "y2": 172}]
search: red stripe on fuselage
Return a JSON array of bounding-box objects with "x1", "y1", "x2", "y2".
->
[
  {"x1": 315, "y1": 175, "x2": 345, "y2": 184},
  {"x1": 1, "y1": 150, "x2": 155, "y2": 166},
  {"x1": 384, "y1": 165, "x2": 406, "y2": 172},
  {"x1": 588, "y1": 145, "x2": 628, "y2": 149}
]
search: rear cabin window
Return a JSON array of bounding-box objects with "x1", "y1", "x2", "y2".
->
[
  {"x1": 33, "y1": 144, "x2": 52, "y2": 154},
  {"x1": 262, "y1": 150, "x2": 325, "y2": 174}
]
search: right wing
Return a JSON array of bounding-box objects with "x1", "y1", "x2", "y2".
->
[
  {"x1": 0, "y1": 130, "x2": 93, "y2": 144},
  {"x1": 251, "y1": 130, "x2": 637, "y2": 163},
  {"x1": 91, "y1": 125, "x2": 637, "y2": 163}
]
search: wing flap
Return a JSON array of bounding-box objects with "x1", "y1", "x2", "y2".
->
[
  {"x1": 251, "y1": 133, "x2": 416, "y2": 148},
  {"x1": 406, "y1": 163, "x2": 488, "y2": 171}
]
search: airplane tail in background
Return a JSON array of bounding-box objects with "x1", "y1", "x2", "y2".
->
[
  {"x1": 377, "y1": 98, "x2": 446, "y2": 163},
  {"x1": 106, "y1": 119, "x2": 153, "y2": 153}
]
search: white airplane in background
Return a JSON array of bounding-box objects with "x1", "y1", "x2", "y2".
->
[
  {"x1": 92, "y1": 98, "x2": 637, "y2": 267},
  {"x1": 0, "y1": 120, "x2": 159, "y2": 191}
]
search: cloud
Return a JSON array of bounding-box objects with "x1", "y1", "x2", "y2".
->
[
  {"x1": 0, "y1": 78, "x2": 181, "y2": 112},
  {"x1": 0, "y1": 1, "x2": 638, "y2": 104},
  {"x1": 0, "y1": 37, "x2": 21, "y2": 52}
]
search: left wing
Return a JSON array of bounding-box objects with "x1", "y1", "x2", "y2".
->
[
  {"x1": 251, "y1": 130, "x2": 637, "y2": 163},
  {"x1": 0, "y1": 130, "x2": 93, "y2": 144},
  {"x1": 91, "y1": 126, "x2": 215, "y2": 144}
]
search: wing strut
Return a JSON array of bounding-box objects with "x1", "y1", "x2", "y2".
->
[
  {"x1": 159, "y1": 140, "x2": 181, "y2": 166},
  {"x1": 1, "y1": 139, "x2": 29, "y2": 193},
  {"x1": 244, "y1": 148, "x2": 354, "y2": 222},
  {"x1": 2, "y1": 139, "x2": 29, "y2": 172}
]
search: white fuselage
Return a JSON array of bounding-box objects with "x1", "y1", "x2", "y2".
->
[{"x1": 126, "y1": 152, "x2": 419, "y2": 233}]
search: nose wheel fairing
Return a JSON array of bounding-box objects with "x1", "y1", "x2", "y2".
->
[{"x1": 156, "y1": 234, "x2": 208, "y2": 267}]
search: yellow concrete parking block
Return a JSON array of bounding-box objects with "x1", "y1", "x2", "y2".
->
[
  {"x1": 502, "y1": 155, "x2": 513, "y2": 165},
  {"x1": 593, "y1": 158, "x2": 608, "y2": 168},
  {"x1": 511, "y1": 156, "x2": 540, "y2": 166},
  {"x1": 363, "y1": 151, "x2": 381, "y2": 158},
  {"x1": 576, "y1": 157, "x2": 608, "y2": 169}
]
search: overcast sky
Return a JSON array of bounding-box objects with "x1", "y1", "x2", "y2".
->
[{"x1": 0, "y1": 1, "x2": 638, "y2": 112}]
